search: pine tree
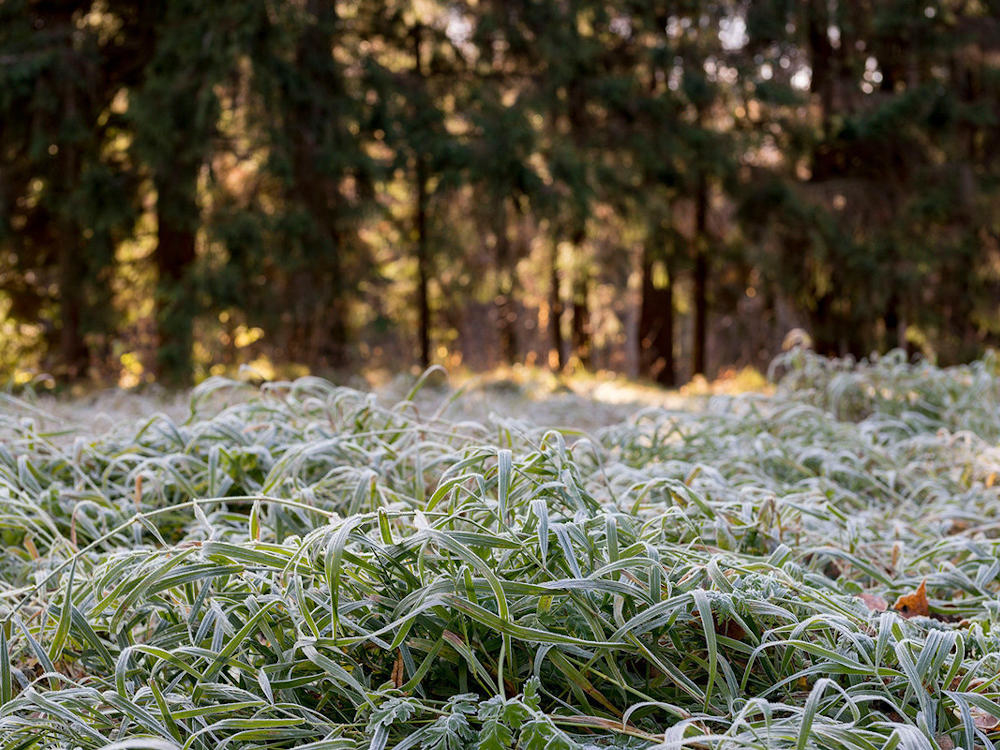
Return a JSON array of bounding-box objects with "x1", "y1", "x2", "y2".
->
[{"x1": 0, "y1": 1, "x2": 135, "y2": 380}]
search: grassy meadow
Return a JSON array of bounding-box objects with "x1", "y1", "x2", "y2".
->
[{"x1": 2, "y1": 351, "x2": 1000, "y2": 749}]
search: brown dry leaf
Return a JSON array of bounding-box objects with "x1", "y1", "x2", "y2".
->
[
  {"x1": 858, "y1": 593, "x2": 888, "y2": 612},
  {"x1": 891, "y1": 542, "x2": 902, "y2": 570},
  {"x1": 714, "y1": 615, "x2": 746, "y2": 641},
  {"x1": 950, "y1": 676, "x2": 987, "y2": 691},
  {"x1": 391, "y1": 650, "x2": 404, "y2": 688},
  {"x1": 892, "y1": 579, "x2": 929, "y2": 618},
  {"x1": 972, "y1": 707, "x2": 1000, "y2": 732},
  {"x1": 987, "y1": 472, "x2": 997, "y2": 488},
  {"x1": 936, "y1": 735, "x2": 956, "y2": 750},
  {"x1": 948, "y1": 520, "x2": 971, "y2": 535}
]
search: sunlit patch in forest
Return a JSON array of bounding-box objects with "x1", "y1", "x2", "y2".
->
[{"x1": 3, "y1": 2, "x2": 996, "y2": 391}]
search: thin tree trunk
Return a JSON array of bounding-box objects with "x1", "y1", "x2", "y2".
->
[
  {"x1": 154, "y1": 173, "x2": 198, "y2": 386},
  {"x1": 806, "y1": 0, "x2": 834, "y2": 133},
  {"x1": 884, "y1": 293, "x2": 900, "y2": 352},
  {"x1": 639, "y1": 243, "x2": 675, "y2": 387},
  {"x1": 416, "y1": 157, "x2": 431, "y2": 368},
  {"x1": 413, "y1": 25, "x2": 431, "y2": 368},
  {"x1": 549, "y1": 244, "x2": 564, "y2": 370},
  {"x1": 288, "y1": 0, "x2": 348, "y2": 368},
  {"x1": 692, "y1": 172, "x2": 709, "y2": 377},
  {"x1": 812, "y1": 293, "x2": 839, "y2": 357},
  {"x1": 658, "y1": 269, "x2": 675, "y2": 387},
  {"x1": 495, "y1": 198, "x2": 517, "y2": 364},
  {"x1": 57, "y1": 139, "x2": 88, "y2": 380},
  {"x1": 639, "y1": 248, "x2": 655, "y2": 373},
  {"x1": 57, "y1": 241, "x2": 88, "y2": 379},
  {"x1": 571, "y1": 269, "x2": 591, "y2": 369}
]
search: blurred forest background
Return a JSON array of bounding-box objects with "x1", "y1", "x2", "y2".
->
[{"x1": 2, "y1": 0, "x2": 1000, "y2": 389}]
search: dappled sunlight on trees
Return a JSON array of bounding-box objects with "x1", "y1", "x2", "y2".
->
[{"x1": 1, "y1": 1, "x2": 999, "y2": 388}]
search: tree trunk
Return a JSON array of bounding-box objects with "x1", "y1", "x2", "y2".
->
[
  {"x1": 571, "y1": 269, "x2": 591, "y2": 369},
  {"x1": 57, "y1": 241, "x2": 88, "y2": 380},
  {"x1": 494, "y1": 198, "x2": 517, "y2": 364},
  {"x1": 415, "y1": 157, "x2": 431, "y2": 368},
  {"x1": 806, "y1": 0, "x2": 834, "y2": 131},
  {"x1": 413, "y1": 25, "x2": 431, "y2": 368},
  {"x1": 639, "y1": 249, "x2": 655, "y2": 372},
  {"x1": 56, "y1": 138, "x2": 88, "y2": 380},
  {"x1": 548, "y1": 244, "x2": 564, "y2": 370},
  {"x1": 811, "y1": 293, "x2": 839, "y2": 357},
  {"x1": 288, "y1": 0, "x2": 348, "y2": 368},
  {"x1": 884, "y1": 294, "x2": 901, "y2": 352},
  {"x1": 639, "y1": 243, "x2": 675, "y2": 387},
  {"x1": 692, "y1": 173, "x2": 709, "y2": 377},
  {"x1": 154, "y1": 172, "x2": 198, "y2": 387}
]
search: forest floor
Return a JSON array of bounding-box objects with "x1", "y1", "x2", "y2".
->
[
  {"x1": 2, "y1": 351, "x2": 999, "y2": 749},
  {"x1": 14, "y1": 363, "x2": 767, "y2": 435}
]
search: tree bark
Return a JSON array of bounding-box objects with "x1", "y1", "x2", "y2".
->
[
  {"x1": 415, "y1": 155, "x2": 431, "y2": 368},
  {"x1": 811, "y1": 293, "x2": 839, "y2": 357},
  {"x1": 413, "y1": 24, "x2": 431, "y2": 368},
  {"x1": 56, "y1": 137, "x2": 88, "y2": 380},
  {"x1": 57, "y1": 241, "x2": 88, "y2": 380},
  {"x1": 806, "y1": 0, "x2": 834, "y2": 130},
  {"x1": 154, "y1": 172, "x2": 198, "y2": 386},
  {"x1": 288, "y1": 0, "x2": 348, "y2": 368},
  {"x1": 494, "y1": 198, "x2": 517, "y2": 364},
  {"x1": 692, "y1": 172, "x2": 709, "y2": 377},
  {"x1": 571, "y1": 269, "x2": 591, "y2": 369},
  {"x1": 639, "y1": 243, "x2": 675, "y2": 387},
  {"x1": 548, "y1": 244, "x2": 564, "y2": 370}
]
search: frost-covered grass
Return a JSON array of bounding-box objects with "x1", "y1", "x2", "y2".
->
[{"x1": 2, "y1": 351, "x2": 1000, "y2": 749}]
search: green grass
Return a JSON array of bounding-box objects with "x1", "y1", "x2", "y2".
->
[{"x1": 2, "y1": 350, "x2": 1000, "y2": 749}]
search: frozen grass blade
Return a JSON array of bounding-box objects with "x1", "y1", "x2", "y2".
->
[{"x1": 2, "y1": 352, "x2": 1000, "y2": 747}]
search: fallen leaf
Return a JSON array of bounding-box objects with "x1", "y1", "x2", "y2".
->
[
  {"x1": 951, "y1": 676, "x2": 987, "y2": 691},
  {"x1": 391, "y1": 650, "x2": 404, "y2": 688},
  {"x1": 722, "y1": 620, "x2": 746, "y2": 640},
  {"x1": 858, "y1": 593, "x2": 888, "y2": 612},
  {"x1": 892, "y1": 579, "x2": 929, "y2": 618},
  {"x1": 987, "y1": 472, "x2": 996, "y2": 488},
  {"x1": 714, "y1": 614, "x2": 746, "y2": 641},
  {"x1": 972, "y1": 706, "x2": 1000, "y2": 732},
  {"x1": 948, "y1": 520, "x2": 971, "y2": 535},
  {"x1": 935, "y1": 735, "x2": 955, "y2": 750}
]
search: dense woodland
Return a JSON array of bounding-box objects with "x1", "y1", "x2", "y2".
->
[{"x1": 2, "y1": 0, "x2": 999, "y2": 388}]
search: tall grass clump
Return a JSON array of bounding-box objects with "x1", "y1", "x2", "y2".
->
[{"x1": 2, "y1": 352, "x2": 1000, "y2": 748}]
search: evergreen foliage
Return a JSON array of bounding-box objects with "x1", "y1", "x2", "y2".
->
[{"x1": 1, "y1": 1, "x2": 999, "y2": 384}]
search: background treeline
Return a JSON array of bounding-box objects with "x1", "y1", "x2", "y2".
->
[{"x1": 2, "y1": 0, "x2": 999, "y2": 388}]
